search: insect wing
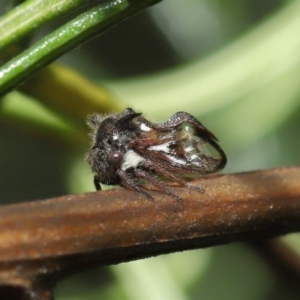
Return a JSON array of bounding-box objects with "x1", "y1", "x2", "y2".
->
[{"x1": 141, "y1": 123, "x2": 226, "y2": 177}]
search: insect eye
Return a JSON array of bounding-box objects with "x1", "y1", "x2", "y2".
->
[{"x1": 108, "y1": 151, "x2": 124, "y2": 164}]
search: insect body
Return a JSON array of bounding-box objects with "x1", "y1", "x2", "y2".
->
[{"x1": 86, "y1": 108, "x2": 226, "y2": 201}]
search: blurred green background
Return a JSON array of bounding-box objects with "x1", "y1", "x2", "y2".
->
[{"x1": 1, "y1": 0, "x2": 300, "y2": 299}]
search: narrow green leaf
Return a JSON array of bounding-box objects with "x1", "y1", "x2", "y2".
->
[
  {"x1": 0, "y1": 0, "x2": 100, "y2": 51},
  {"x1": 0, "y1": 0, "x2": 161, "y2": 96}
]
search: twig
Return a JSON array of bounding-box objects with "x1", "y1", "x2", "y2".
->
[
  {"x1": 1, "y1": 166, "x2": 300, "y2": 299},
  {"x1": 251, "y1": 237, "x2": 300, "y2": 284}
]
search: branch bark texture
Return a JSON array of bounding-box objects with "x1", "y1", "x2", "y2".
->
[{"x1": 1, "y1": 167, "x2": 300, "y2": 299}]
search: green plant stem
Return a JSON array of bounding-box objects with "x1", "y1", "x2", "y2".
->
[
  {"x1": 0, "y1": 0, "x2": 161, "y2": 96},
  {"x1": 0, "y1": 0, "x2": 99, "y2": 52}
]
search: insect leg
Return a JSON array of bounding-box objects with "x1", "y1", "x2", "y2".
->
[
  {"x1": 144, "y1": 160, "x2": 204, "y2": 193},
  {"x1": 134, "y1": 168, "x2": 183, "y2": 202},
  {"x1": 116, "y1": 169, "x2": 153, "y2": 200},
  {"x1": 93, "y1": 175, "x2": 101, "y2": 191}
]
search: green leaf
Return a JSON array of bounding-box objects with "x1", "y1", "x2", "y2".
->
[{"x1": 0, "y1": 0, "x2": 161, "y2": 96}]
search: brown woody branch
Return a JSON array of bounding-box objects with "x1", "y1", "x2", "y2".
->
[{"x1": 1, "y1": 166, "x2": 300, "y2": 299}]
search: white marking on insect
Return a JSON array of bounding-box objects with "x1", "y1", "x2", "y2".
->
[
  {"x1": 166, "y1": 154, "x2": 186, "y2": 165},
  {"x1": 140, "y1": 123, "x2": 151, "y2": 132},
  {"x1": 121, "y1": 150, "x2": 145, "y2": 171},
  {"x1": 149, "y1": 143, "x2": 170, "y2": 153},
  {"x1": 190, "y1": 153, "x2": 199, "y2": 160},
  {"x1": 184, "y1": 146, "x2": 194, "y2": 153}
]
